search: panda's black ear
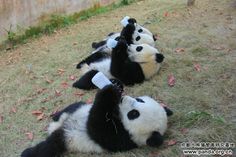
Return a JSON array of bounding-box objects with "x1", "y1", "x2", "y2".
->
[
  {"x1": 146, "y1": 131, "x2": 164, "y2": 147},
  {"x1": 164, "y1": 107, "x2": 173, "y2": 116},
  {"x1": 128, "y1": 18, "x2": 137, "y2": 24}
]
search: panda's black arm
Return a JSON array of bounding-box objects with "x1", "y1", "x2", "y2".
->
[
  {"x1": 92, "y1": 85, "x2": 121, "y2": 114},
  {"x1": 120, "y1": 23, "x2": 135, "y2": 45},
  {"x1": 110, "y1": 39, "x2": 129, "y2": 75}
]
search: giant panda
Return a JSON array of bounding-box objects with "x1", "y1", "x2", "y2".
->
[
  {"x1": 21, "y1": 84, "x2": 173, "y2": 157},
  {"x1": 73, "y1": 37, "x2": 164, "y2": 89},
  {"x1": 91, "y1": 16, "x2": 157, "y2": 54}
]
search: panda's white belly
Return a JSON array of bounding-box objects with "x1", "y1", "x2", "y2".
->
[
  {"x1": 63, "y1": 105, "x2": 103, "y2": 153},
  {"x1": 89, "y1": 58, "x2": 113, "y2": 79}
]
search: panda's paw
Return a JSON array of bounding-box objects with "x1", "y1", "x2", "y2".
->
[
  {"x1": 110, "y1": 79, "x2": 124, "y2": 94},
  {"x1": 100, "y1": 85, "x2": 122, "y2": 103}
]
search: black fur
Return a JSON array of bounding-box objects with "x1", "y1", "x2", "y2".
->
[
  {"x1": 52, "y1": 102, "x2": 86, "y2": 121},
  {"x1": 164, "y1": 107, "x2": 173, "y2": 117},
  {"x1": 76, "y1": 52, "x2": 109, "y2": 69},
  {"x1": 120, "y1": 23, "x2": 136, "y2": 45},
  {"x1": 72, "y1": 70, "x2": 98, "y2": 89},
  {"x1": 92, "y1": 40, "x2": 107, "y2": 49},
  {"x1": 21, "y1": 129, "x2": 66, "y2": 157},
  {"x1": 146, "y1": 131, "x2": 164, "y2": 147},
  {"x1": 128, "y1": 18, "x2": 137, "y2": 24},
  {"x1": 87, "y1": 85, "x2": 137, "y2": 152},
  {"x1": 155, "y1": 53, "x2": 164, "y2": 63},
  {"x1": 110, "y1": 38, "x2": 145, "y2": 85}
]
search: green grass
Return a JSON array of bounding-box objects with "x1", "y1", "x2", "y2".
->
[
  {"x1": 0, "y1": 0, "x2": 236, "y2": 157},
  {"x1": 0, "y1": 0, "x2": 138, "y2": 51}
]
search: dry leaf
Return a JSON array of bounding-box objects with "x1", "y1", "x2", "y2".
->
[
  {"x1": 194, "y1": 63, "x2": 201, "y2": 72},
  {"x1": 45, "y1": 77, "x2": 53, "y2": 84},
  {"x1": 61, "y1": 82, "x2": 69, "y2": 88},
  {"x1": 175, "y1": 48, "x2": 185, "y2": 54},
  {"x1": 180, "y1": 128, "x2": 189, "y2": 134},
  {"x1": 86, "y1": 98, "x2": 93, "y2": 104},
  {"x1": 32, "y1": 110, "x2": 43, "y2": 116},
  {"x1": 10, "y1": 107, "x2": 17, "y2": 113},
  {"x1": 149, "y1": 151, "x2": 160, "y2": 157},
  {"x1": 168, "y1": 74, "x2": 176, "y2": 87},
  {"x1": 73, "y1": 91, "x2": 84, "y2": 97},
  {"x1": 25, "y1": 132, "x2": 34, "y2": 140},
  {"x1": 167, "y1": 139, "x2": 177, "y2": 146},
  {"x1": 57, "y1": 68, "x2": 66, "y2": 75},
  {"x1": 73, "y1": 42, "x2": 78, "y2": 46},
  {"x1": 55, "y1": 90, "x2": 62, "y2": 97},
  {"x1": 37, "y1": 113, "x2": 44, "y2": 121},
  {"x1": 69, "y1": 75, "x2": 76, "y2": 81},
  {"x1": 164, "y1": 12, "x2": 169, "y2": 17}
]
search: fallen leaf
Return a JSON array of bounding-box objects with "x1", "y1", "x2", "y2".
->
[
  {"x1": 10, "y1": 107, "x2": 17, "y2": 113},
  {"x1": 164, "y1": 12, "x2": 169, "y2": 17},
  {"x1": 212, "y1": 45, "x2": 225, "y2": 50},
  {"x1": 57, "y1": 68, "x2": 66, "y2": 75},
  {"x1": 168, "y1": 74, "x2": 176, "y2": 87},
  {"x1": 180, "y1": 128, "x2": 189, "y2": 134},
  {"x1": 149, "y1": 151, "x2": 160, "y2": 157},
  {"x1": 36, "y1": 88, "x2": 47, "y2": 94},
  {"x1": 194, "y1": 63, "x2": 201, "y2": 72},
  {"x1": 41, "y1": 98, "x2": 49, "y2": 103},
  {"x1": 61, "y1": 82, "x2": 69, "y2": 88},
  {"x1": 0, "y1": 115, "x2": 3, "y2": 124},
  {"x1": 73, "y1": 42, "x2": 78, "y2": 46},
  {"x1": 86, "y1": 98, "x2": 93, "y2": 104},
  {"x1": 31, "y1": 110, "x2": 43, "y2": 116},
  {"x1": 69, "y1": 75, "x2": 76, "y2": 81},
  {"x1": 37, "y1": 113, "x2": 45, "y2": 121},
  {"x1": 73, "y1": 91, "x2": 84, "y2": 97},
  {"x1": 166, "y1": 139, "x2": 177, "y2": 146},
  {"x1": 55, "y1": 90, "x2": 62, "y2": 97},
  {"x1": 175, "y1": 48, "x2": 185, "y2": 54},
  {"x1": 25, "y1": 132, "x2": 34, "y2": 140},
  {"x1": 159, "y1": 102, "x2": 168, "y2": 107},
  {"x1": 45, "y1": 77, "x2": 53, "y2": 84}
]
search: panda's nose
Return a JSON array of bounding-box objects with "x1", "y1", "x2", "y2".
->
[{"x1": 155, "y1": 53, "x2": 164, "y2": 63}]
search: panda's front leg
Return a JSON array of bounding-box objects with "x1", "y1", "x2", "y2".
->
[{"x1": 91, "y1": 85, "x2": 122, "y2": 115}]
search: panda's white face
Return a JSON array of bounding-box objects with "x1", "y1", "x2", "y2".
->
[
  {"x1": 132, "y1": 31, "x2": 155, "y2": 47},
  {"x1": 119, "y1": 96, "x2": 168, "y2": 145},
  {"x1": 135, "y1": 24, "x2": 153, "y2": 37},
  {"x1": 128, "y1": 44, "x2": 159, "y2": 56}
]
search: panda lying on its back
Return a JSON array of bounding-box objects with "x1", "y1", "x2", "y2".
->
[
  {"x1": 73, "y1": 37, "x2": 164, "y2": 89},
  {"x1": 21, "y1": 85, "x2": 173, "y2": 157},
  {"x1": 91, "y1": 16, "x2": 156, "y2": 54}
]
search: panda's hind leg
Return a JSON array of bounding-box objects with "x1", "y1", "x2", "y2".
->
[
  {"x1": 72, "y1": 70, "x2": 98, "y2": 90},
  {"x1": 92, "y1": 40, "x2": 107, "y2": 49}
]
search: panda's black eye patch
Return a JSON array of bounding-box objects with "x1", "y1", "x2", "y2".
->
[
  {"x1": 138, "y1": 29, "x2": 143, "y2": 33},
  {"x1": 136, "y1": 46, "x2": 143, "y2": 52},
  {"x1": 127, "y1": 109, "x2": 140, "y2": 120},
  {"x1": 135, "y1": 36, "x2": 141, "y2": 41},
  {"x1": 136, "y1": 98, "x2": 144, "y2": 103}
]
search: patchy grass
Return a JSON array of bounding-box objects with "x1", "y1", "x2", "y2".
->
[
  {"x1": 0, "y1": 0, "x2": 236, "y2": 157},
  {"x1": 0, "y1": 0, "x2": 138, "y2": 51}
]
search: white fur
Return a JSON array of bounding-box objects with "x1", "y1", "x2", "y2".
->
[
  {"x1": 119, "y1": 96, "x2": 167, "y2": 146},
  {"x1": 89, "y1": 58, "x2": 113, "y2": 79},
  {"x1": 132, "y1": 31, "x2": 155, "y2": 47},
  {"x1": 135, "y1": 24, "x2": 153, "y2": 37},
  {"x1": 48, "y1": 113, "x2": 69, "y2": 135},
  {"x1": 63, "y1": 105, "x2": 104, "y2": 153}
]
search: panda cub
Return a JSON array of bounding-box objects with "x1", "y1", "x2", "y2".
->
[
  {"x1": 91, "y1": 16, "x2": 156, "y2": 54},
  {"x1": 21, "y1": 84, "x2": 173, "y2": 157},
  {"x1": 73, "y1": 37, "x2": 164, "y2": 89}
]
